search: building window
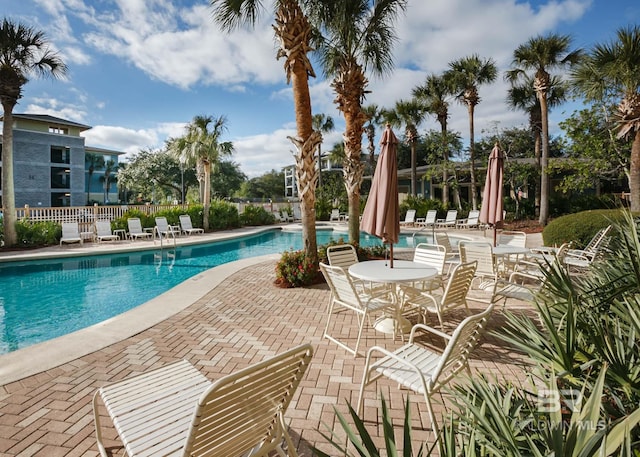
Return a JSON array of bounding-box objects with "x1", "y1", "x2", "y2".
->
[
  {"x1": 51, "y1": 192, "x2": 71, "y2": 207},
  {"x1": 51, "y1": 146, "x2": 70, "y2": 164},
  {"x1": 49, "y1": 126, "x2": 68, "y2": 135},
  {"x1": 51, "y1": 167, "x2": 71, "y2": 189}
]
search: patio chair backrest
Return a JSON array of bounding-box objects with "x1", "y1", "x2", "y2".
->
[
  {"x1": 155, "y1": 216, "x2": 170, "y2": 231},
  {"x1": 320, "y1": 262, "x2": 363, "y2": 309},
  {"x1": 184, "y1": 344, "x2": 314, "y2": 455},
  {"x1": 459, "y1": 241, "x2": 497, "y2": 279},
  {"x1": 127, "y1": 217, "x2": 144, "y2": 234},
  {"x1": 435, "y1": 232, "x2": 453, "y2": 252},
  {"x1": 425, "y1": 210, "x2": 437, "y2": 225},
  {"x1": 498, "y1": 230, "x2": 527, "y2": 248},
  {"x1": 413, "y1": 243, "x2": 446, "y2": 275},
  {"x1": 62, "y1": 222, "x2": 80, "y2": 238},
  {"x1": 466, "y1": 210, "x2": 480, "y2": 223},
  {"x1": 327, "y1": 244, "x2": 359, "y2": 270},
  {"x1": 403, "y1": 209, "x2": 416, "y2": 223},
  {"x1": 584, "y1": 225, "x2": 612, "y2": 252},
  {"x1": 179, "y1": 214, "x2": 195, "y2": 230},
  {"x1": 444, "y1": 210, "x2": 457, "y2": 223},
  {"x1": 330, "y1": 209, "x2": 341, "y2": 221},
  {"x1": 440, "y1": 261, "x2": 477, "y2": 312},
  {"x1": 95, "y1": 220, "x2": 113, "y2": 237}
]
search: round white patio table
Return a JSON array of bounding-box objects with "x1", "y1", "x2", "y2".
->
[
  {"x1": 348, "y1": 260, "x2": 437, "y2": 336},
  {"x1": 493, "y1": 245, "x2": 530, "y2": 276}
]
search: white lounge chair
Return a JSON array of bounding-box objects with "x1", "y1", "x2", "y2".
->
[
  {"x1": 95, "y1": 220, "x2": 119, "y2": 243},
  {"x1": 456, "y1": 209, "x2": 480, "y2": 229},
  {"x1": 329, "y1": 209, "x2": 341, "y2": 221},
  {"x1": 93, "y1": 343, "x2": 314, "y2": 457},
  {"x1": 60, "y1": 222, "x2": 83, "y2": 245},
  {"x1": 319, "y1": 262, "x2": 395, "y2": 357},
  {"x1": 400, "y1": 209, "x2": 417, "y2": 227},
  {"x1": 436, "y1": 209, "x2": 458, "y2": 228},
  {"x1": 155, "y1": 216, "x2": 178, "y2": 240},
  {"x1": 417, "y1": 209, "x2": 437, "y2": 228},
  {"x1": 127, "y1": 217, "x2": 153, "y2": 241},
  {"x1": 357, "y1": 302, "x2": 494, "y2": 439},
  {"x1": 179, "y1": 214, "x2": 204, "y2": 236}
]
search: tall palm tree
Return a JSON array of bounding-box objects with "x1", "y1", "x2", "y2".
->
[
  {"x1": 362, "y1": 104, "x2": 383, "y2": 173},
  {"x1": 507, "y1": 34, "x2": 582, "y2": 225},
  {"x1": 166, "y1": 115, "x2": 233, "y2": 231},
  {"x1": 312, "y1": 113, "x2": 334, "y2": 189},
  {"x1": 507, "y1": 74, "x2": 567, "y2": 217},
  {"x1": 210, "y1": 0, "x2": 321, "y2": 264},
  {"x1": 85, "y1": 154, "x2": 105, "y2": 204},
  {"x1": 101, "y1": 159, "x2": 116, "y2": 203},
  {"x1": 308, "y1": 0, "x2": 407, "y2": 243},
  {"x1": 447, "y1": 54, "x2": 497, "y2": 210},
  {"x1": 0, "y1": 18, "x2": 66, "y2": 247},
  {"x1": 413, "y1": 72, "x2": 456, "y2": 206},
  {"x1": 571, "y1": 25, "x2": 640, "y2": 212},
  {"x1": 383, "y1": 99, "x2": 428, "y2": 196}
]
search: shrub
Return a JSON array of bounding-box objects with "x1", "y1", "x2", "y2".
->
[
  {"x1": 542, "y1": 208, "x2": 629, "y2": 248},
  {"x1": 15, "y1": 220, "x2": 61, "y2": 247},
  {"x1": 275, "y1": 249, "x2": 319, "y2": 288},
  {"x1": 400, "y1": 196, "x2": 444, "y2": 220},
  {"x1": 240, "y1": 205, "x2": 276, "y2": 226},
  {"x1": 209, "y1": 199, "x2": 240, "y2": 230}
]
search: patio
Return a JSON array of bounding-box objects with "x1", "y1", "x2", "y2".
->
[{"x1": 0, "y1": 234, "x2": 537, "y2": 456}]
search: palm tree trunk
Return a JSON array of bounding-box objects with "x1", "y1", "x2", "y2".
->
[
  {"x1": 440, "y1": 122, "x2": 449, "y2": 206},
  {"x1": 630, "y1": 130, "x2": 640, "y2": 212},
  {"x1": 534, "y1": 128, "x2": 541, "y2": 217},
  {"x1": 539, "y1": 94, "x2": 550, "y2": 225},
  {"x1": 1, "y1": 105, "x2": 17, "y2": 247},
  {"x1": 410, "y1": 141, "x2": 417, "y2": 196},
  {"x1": 202, "y1": 163, "x2": 211, "y2": 230},
  {"x1": 468, "y1": 104, "x2": 478, "y2": 210}
]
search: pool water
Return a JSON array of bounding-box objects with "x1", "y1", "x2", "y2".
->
[{"x1": 0, "y1": 229, "x2": 429, "y2": 354}]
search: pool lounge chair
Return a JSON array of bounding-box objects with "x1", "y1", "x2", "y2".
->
[
  {"x1": 400, "y1": 209, "x2": 417, "y2": 227},
  {"x1": 60, "y1": 222, "x2": 83, "y2": 245},
  {"x1": 95, "y1": 220, "x2": 119, "y2": 243},
  {"x1": 127, "y1": 217, "x2": 153, "y2": 241},
  {"x1": 93, "y1": 343, "x2": 314, "y2": 457},
  {"x1": 456, "y1": 210, "x2": 480, "y2": 229},
  {"x1": 155, "y1": 216, "x2": 179, "y2": 240},
  {"x1": 436, "y1": 210, "x2": 458, "y2": 228},
  {"x1": 179, "y1": 214, "x2": 204, "y2": 236}
]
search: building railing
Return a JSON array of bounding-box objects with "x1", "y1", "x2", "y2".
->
[{"x1": 16, "y1": 204, "x2": 191, "y2": 224}]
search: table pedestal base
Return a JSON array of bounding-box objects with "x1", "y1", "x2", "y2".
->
[{"x1": 373, "y1": 316, "x2": 412, "y2": 335}]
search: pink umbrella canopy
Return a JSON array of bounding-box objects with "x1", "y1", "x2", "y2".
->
[
  {"x1": 479, "y1": 143, "x2": 505, "y2": 246},
  {"x1": 360, "y1": 125, "x2": 400, "y2": 267}
]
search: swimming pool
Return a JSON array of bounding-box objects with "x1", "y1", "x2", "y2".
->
[{"x1": 0, "y1": 229, "x2": 431, "y2": 354}]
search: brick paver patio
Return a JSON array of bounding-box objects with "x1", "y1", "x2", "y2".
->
[{"x1": 0, "y1": 244, "x2": 535, "y2": 456}]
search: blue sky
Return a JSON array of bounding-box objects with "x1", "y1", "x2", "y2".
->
[{"x1": 1, "y1": 0, "x2": 638, "y2": 177}]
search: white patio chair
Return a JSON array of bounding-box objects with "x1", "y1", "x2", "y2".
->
[
  {"x1": 400, "y1": 209, "x2": 417, "y2": 227},
  {"x1": 93, "y1": 343, "x2": 313, "y2": 457},
  {"x1": 401, "y1": 261, "x2": 477, "y2": 330},
  {"x1": 436, "y1": 209, "x2": 458, "y2": 228},
  {"x1": 434, "y1": 232, "x2": 460, "y2": 274},
  {"x1": 565, "y1": 225, "x2": 612, "y2": 262},
  {"x1": 456, "y1": 209, "x2": 480, "y2": 229},
  {"x1": 416, "y1": 209, "x2": 437, "y2": 228},
  {"x1": 564, "y1": 235, "x2": 611, "y2": 273},
  {"x1": 127, "y1": 217, "x2": 153, "y2": 241},
  {"x1": 357, "y1": 302, "x2": 495, "y2": 439},
  {"x1": 60, "y1": 222, "x2": 83, "y2": 245},
  {"x1": 95, "y1": 220, "x2": 119, "y2": 243},
  {"x1": 319, "y1": 262, "x2": 395, "y2": 357},
  {"x1": 410, "y1": 243, "x2": 447, "y2": 291},
  {"x1": 329, "y1": 209, "x2": 341, "y2": 221},
  {"x1": 155, "y1": 216, "x2": 179, "y2": 240},
  {"x1": 459, "y1": 241, "x2": 499, "y2": 294},
  {"x1": 179, "y1": 214, "x2": 204, "y2": 236}
]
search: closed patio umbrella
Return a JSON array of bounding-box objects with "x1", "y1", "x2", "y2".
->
[
  {"x1": 479, "y1": 142, "x2": 504, "y2": 246},
  {"x1": 360, "y1": 124, "x2": 400, "y2": 267}
]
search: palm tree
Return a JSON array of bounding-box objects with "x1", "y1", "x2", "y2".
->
[
  {"x1": 447, "y1": 54, "x2": 497, "y2": 210},
  {"x1": 571, "y1": 25, "x2": 640, "y2": 212},
  {"x1": 0, "y1": 18, "x2": 66, "y2": 247},
  {"x1": 362, "y1": 104, "x2": 383, "y2": 173},
  {"x1": 101, "y1": 159, "x2": 116, "y2": 203},
  {"x1": 210, "y1": 0, "x2": 321, "y2": 264},
  {"x1": 383, "y1": 99, "x2": 428, "y2": 196},
  {"x1": 85, "y1": 154, "x2": 105, "y2": 204},
  {"x1": 166, "y1": 115, "x2": 233, "y2": 231},
  {"x1": 507, "y1": 34, "x2": 582, "y2": 225},
  {"x1": 308, "y1": 0, "x2": 407, "y2": 243},
  {"x1": 507, "y1": 74, "x2": 567, "y2": 218},
  {"x1": 312, "y1": 113, "x2": 334, "y2": 189},
  {"x1": 413, "y1": 72, "x2": 456, "y2": 206}
]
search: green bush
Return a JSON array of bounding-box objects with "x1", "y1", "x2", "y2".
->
[
  {"x1": 209, "y1": 200, "x2": 240, "y2": 230},
  {"x1": 240, "y1": 205, "x2": 276, "y2": 226},
  {"x1": 542, "y1": 209, "x2": 629, "y2": 248},
  {"x1": 15, "y1": 220, "x2": 61, "y2": 247},
  {"x1": 549, "y1": 193, "x2": 618, "y2": 217},
  {"x1": 400, "y1": 196, "x2": 445, "y2": 220}
]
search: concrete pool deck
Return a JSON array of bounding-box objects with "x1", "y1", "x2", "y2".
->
[{"x1": 0, "y1": 225, "x2": 541, "y2": 456}]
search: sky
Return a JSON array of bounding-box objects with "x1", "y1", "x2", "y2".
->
[{"x1": 1, "y1": 0, "x2": 639, "y2": 178}]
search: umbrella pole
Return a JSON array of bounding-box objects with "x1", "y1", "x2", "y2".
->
[
  {"x1": 493, "y1": 226, "x2": 497, "y2": 247},
  {"x1": 389, "y1": 243, "x2": 394, "y2": 268}
]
